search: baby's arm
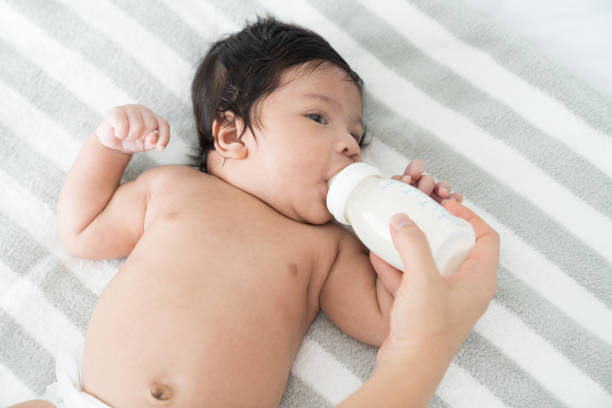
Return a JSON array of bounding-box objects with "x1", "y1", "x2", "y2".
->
[
  {"x1": 56, "y1": 104, "x2": 169, "y2": 259},
  {"x1": 319, "y1": 229, "x2": 391, "y2": 347}
]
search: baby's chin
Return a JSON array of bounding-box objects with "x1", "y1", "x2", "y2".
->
[
  {"x1": 288, "y1": 201, "x2": 334, "y2": 225},
  {"x1": 306, "y1": 201, "x2": 335, "y2": 225}
]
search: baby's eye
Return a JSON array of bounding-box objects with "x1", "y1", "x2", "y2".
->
[{"x1": 306, "y1": 114, "x2": 326, "y2": 125}]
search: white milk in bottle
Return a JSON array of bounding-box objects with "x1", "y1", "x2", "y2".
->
[{"x1": 326, "y1": 162, "x2": 475, "y2": 275}]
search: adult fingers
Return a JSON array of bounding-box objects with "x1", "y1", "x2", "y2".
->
[
  {"x1": 369, "y1": 251, "x2": 402, "y2": 297},
  {"x1": 442, "y1": 200, "x2": 499, "y2": 298},
  {"x1": 389, "y1": 213, "x2": 439, "y2": 290}
]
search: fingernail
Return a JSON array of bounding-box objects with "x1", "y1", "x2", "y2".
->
[
  {"x1": 440, "y1": 188, "x2": 448, "y2": 196},
  {"x1": 391, "y1": 213, "x2": 413, "y2": 230},
  {"x1": 402, "y1": 175, "x2": 411, "y2": 183}
]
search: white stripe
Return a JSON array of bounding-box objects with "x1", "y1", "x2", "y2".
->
[
  {"x1": 257, "y1": 0, "x2": 612, "y2": 272},
  {"x1": 291, "y1": 338, "x2": 362, "y2": 405},
  {"x1": 56, "y1": 0, "x2": 192, "y2": 107},
  {"x1": 0, "y1": 168, "x2": 114, "y2": 296},
  {"x1": 0, "y1": 259, "x2": 85, "y2": 359},
  {"x1": 0, "y1": 80, "x2": 78, "y2": 172},
  {"x1": 0, "y1": 2, "x2": 191, "y2": 166},
  {"x1": 477, "y1": 301, "x2": 612, "y2": 407},
  {"x1": 438, "y1": 363, "x2": 508, "y2": 408},
  {"x1": 0, "y1": 79, "x2": 186, "y2": 173},
  {"x1": 365, "y1": 137, "x2": 612, "y2": 346},
  {"x1": 294, "y1": 336, "x2": 507, "y2": 407},
  {"x1": 0, "y1": 1, "x2": 131, "y2": 111},
  {"x1": 159, "y1": 0, "x2": 238, "y2": 40},
  {"x1": 360, "y1": 0, "x2": 612, "y2": 178},
  {"x1": 0, "y1": 362, "x2": 34, "y2": 406},
  {"x1": 485, "y1": 205, "x2": 612, "y2": 348}
]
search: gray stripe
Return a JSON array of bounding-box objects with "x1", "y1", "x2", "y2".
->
[
  {"x1": 0, "y1": 41, "x2": 162, "y2": 183},
  {"x1": 456, "y1": 331, "x2": 568, "y2": 408},
  {"x1": 280, "y1": 372, "x2": 332, "y2": 408},
  {"x1": 0, "y1": 213, "x2": 96, "y2": 333},
  {"x1": 311, "y1": 0, "x2": 612, "y2": 218},
  {"x1": 0, "y1": 39, "x2": 100, "y2": 142},
  {"x1": 363, "y1": 95, "x2": 612, "y2": 309},
  {"x1": 0, "y1": 123, "x2": 65, "y2": 210},
  {"x1": 496, "y1": 266, "x2": 612, "y2": 393},
  {"x1": 430, "y1": 394, "x2": 453, "y2": 408},
  {"x1": 5, "y1": 0, "x2": 198, "y2": 154},
  {"x1": 0, "y1": 311, "x2": 55, "y2": 396},
  {"x1": 307, "y1": 313, "x2": 471, "y2": 408},
  {"x1": 0, "y1": 119, "x2": 151, "y2": 209},
  {"x1": 110, "y1": 0, "x2": 211, "y2": 64},
  {"x1": 407, "y1": 0, "x2": 612, "y2": 136},
  {"x1": 307, "y1": 312, "x2": 377, "y2": 382}
]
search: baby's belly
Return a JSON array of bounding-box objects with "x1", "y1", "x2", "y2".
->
[{"x1": 81, "y1": 243, "x2": 314, "y2": 407}]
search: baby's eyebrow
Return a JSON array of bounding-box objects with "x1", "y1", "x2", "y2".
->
[
  {"x1": 302, "y1": 93, "x2": 341, "y2": 110},
  {"x1": 301, "y1": 93, "x2": 363, "y2": 130}
]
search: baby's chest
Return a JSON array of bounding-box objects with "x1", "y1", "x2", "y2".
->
[{"x1": 142, "y1": 184, "x2": 341, "y2": 316}]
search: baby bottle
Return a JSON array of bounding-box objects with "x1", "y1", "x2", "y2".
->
[{"x1": 326, "y1": 162, "x2": 475, "y2": 275}]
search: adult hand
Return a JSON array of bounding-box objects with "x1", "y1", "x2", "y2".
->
[{"x1": 370, "y1": 199, "x2": 500, "y2": 368}]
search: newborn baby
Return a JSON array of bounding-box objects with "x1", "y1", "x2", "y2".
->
[{"x1": 16, "y1": 17, "x2": 462, "y2": 408}]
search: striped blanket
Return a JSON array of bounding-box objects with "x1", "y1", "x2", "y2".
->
[{"x1": 1, "y1": 0, "x2": 611, "y2": 407}]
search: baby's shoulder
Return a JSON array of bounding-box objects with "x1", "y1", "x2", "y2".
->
[
  {"x1": 140, "y1": 164, "x2": 200, "y2": 180},
  {"x1": 137, "y1": 165, "x2": 203, "y2": 190},
  {"x1": 310, "y1": 221, "x2": 355, "y2": 257}
]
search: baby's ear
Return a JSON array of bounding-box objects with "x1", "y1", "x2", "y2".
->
[{"x1": 212, "y1": 112, "x2": 248, "y2": 160}]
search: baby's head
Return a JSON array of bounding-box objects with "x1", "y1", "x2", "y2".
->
[{"x1": 191, "y1": 16, "x2": 369, "y2": 224}]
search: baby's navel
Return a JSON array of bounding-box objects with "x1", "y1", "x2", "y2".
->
[{"x1": 149, "y1": 383, "x2": 174, "y2": 402}]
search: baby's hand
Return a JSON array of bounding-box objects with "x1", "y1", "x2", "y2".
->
[
  {"x1": 391, "y1": 159, "x2": 463, "y2": 204},
  {"x1": 95, "y1": 104, "x2": 170, "y2": 154}
]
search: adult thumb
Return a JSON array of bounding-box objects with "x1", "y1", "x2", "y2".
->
[{"x1": 390, "y1": 213, "x2": 439, "y2": 281}]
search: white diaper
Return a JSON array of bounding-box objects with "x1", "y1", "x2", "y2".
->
[{"x1": 42, "y1": 344, "x2": 111, "y2": 408}]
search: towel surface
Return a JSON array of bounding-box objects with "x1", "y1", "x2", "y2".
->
[{"x1": 1, "y1": 1, "x2": 611, "y2": 407}]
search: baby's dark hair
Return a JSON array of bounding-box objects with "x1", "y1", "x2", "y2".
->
[{"x1": 190, "y1": 15, "x2": 369, "y2": 172}]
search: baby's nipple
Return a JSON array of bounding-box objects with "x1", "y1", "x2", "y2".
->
[{"x1": 149, "y1": 383, "x2": 174, "y2": 402}]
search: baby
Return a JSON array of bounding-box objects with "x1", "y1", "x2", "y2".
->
[{"x1": 15, "y1": 17, "x2": 464, "y2": 408}]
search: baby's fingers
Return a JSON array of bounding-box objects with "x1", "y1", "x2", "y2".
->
[
  {"x1": 126, "y1": 110, "x2": 146, "y2": 141},
  {"x1": 143, "y1": 130, "x2": 159, "y2": 151},
  {"x1": 402, "y1": 159, "x2": 425, "y2": 184},
  {"x1": 448, "y1": 192, "x2": 463, "y2": 203},
  {"x1": 155, "y1": 118, "x2": 170, "y2": 151},
  {"x1": 435, "y1": 181, "x2": 451, "y2": 198},
  {"x1": 105, "y1": 107, "x2": 129, "y2": 140}
]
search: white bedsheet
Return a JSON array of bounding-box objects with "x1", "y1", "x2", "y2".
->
[{"x1": 461, "y1": 0, "x2": 612, "y2": 100}]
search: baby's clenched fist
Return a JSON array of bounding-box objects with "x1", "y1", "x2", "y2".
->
[{"x1": 95, "y1": 104, "x2": 170, "y2": 154}]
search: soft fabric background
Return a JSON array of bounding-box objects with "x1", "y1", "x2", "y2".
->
[{"x1": 1, "y1": 0, "x2": 611, "y2": 407}]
